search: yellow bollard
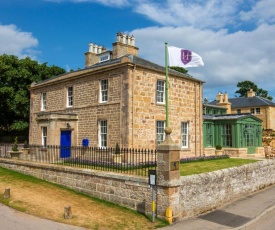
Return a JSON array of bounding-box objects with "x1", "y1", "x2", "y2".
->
[{"x1": 165, "y1": 207, "x2": 172, "y2": 224}]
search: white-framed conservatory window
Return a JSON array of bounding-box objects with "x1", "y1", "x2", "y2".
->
[
  {"x1": 156, "y1": 121, "x2": 165, "y2": 145},
  {"x1": 181, "y1": 122, "x2": 189, "y2": 148},
  {"x1": 156, "y1": 80, "x2": 165, "y2": 104},
  {"x1": 42, "y1": 127, "x2": 47, "y2": 147},
  {"x1": 99, "y1": 120, "x2": 107, "y2": 148},
  {"x1": 67, "y1": 86, "x2": 73, "y2": 107},
  {"x1": 41, "y1": 92, "x2": 46, "y2": 111},
  {"x1": 100, "y1": 79, "x2": 108, "y2": 103}
]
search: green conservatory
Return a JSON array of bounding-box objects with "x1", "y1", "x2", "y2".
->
[{"x1": 203, "y1": 104, "x2": 264, "y2": 156}]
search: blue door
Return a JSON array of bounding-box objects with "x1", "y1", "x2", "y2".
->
[{"x1": 60, "y1": 131, "x2": 71, "y2": 158}]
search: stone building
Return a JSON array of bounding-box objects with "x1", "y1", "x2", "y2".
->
[
  {"x1": 29, "y1": 33, "x2": 204, "y2": 157},
  {"x1": 209, "y1": 89, "x2": 275, "y2": 130}
]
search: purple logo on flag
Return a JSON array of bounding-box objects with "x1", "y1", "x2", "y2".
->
[{"x1": 181, "y1": 50, "x2": 192, "y2": 65}]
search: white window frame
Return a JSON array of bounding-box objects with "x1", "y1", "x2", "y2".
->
[
  {"x1": 156, "y1": 80, "x2": 165, "y2": 104},
  {"x1": 99, "y1": 120, "x2": 107, "y2": 148},
  {"x1": 181, "y1": 122, "x2": 189, "y2": 148},
  {"x1": 100, "y1": 79, "x2": 108, "y2": 103},
  {"x1": 67, "y1": 86, "x2": 73, "y2": 107},
  {"x1": 41, "y1": 92, "x2": 46, "y2": 111},
  {"x1": 250, "y1": 108, "x2": 255, "y2": 114},
  {"x1": 156, "y1": 121, "x2": 165, "y2": 145},
  {"x1": 42, "y1": 127, "x2": 47, "y2": 147},
  {"x1": 256, "y1": 108, "x2": 260, "y2": 114}
]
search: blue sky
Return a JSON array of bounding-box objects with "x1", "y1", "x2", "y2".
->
[{"x1": 0, "y1": 0, "x2": 275, "y2": 101}]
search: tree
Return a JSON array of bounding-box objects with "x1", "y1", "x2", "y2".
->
[
  {"x1": 169, "y1": 66, "x2": 188, "y2": 74},
  {"x1": 0, "y1": 54, "x2": 66, "y2": 134},
  {"x1": 235, "y1": 80, "x2": 273, "y2": 101}
]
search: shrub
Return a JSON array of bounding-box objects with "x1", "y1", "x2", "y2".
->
[
  {"x1": 12, "y1": 137, "x2": 19, "y2": 151},
  {"x1": 23, "y1": 140, "x2": 29, "y2": 148},
  {"x1": 115, "y1": 142, "x2": 120, "y2": 154},
  {"x1": 215, "y1": 144, "x2": 222, "y2": 150},
  {"x1": 180, "y1": 154, "x2": 229, "y2": 163}
]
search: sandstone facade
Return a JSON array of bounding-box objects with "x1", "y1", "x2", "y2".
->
[{"x1": 29, "y1": 34, "x2": 204, "y2": 157}]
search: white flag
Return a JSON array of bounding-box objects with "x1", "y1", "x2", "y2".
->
[{"x1": 167, "y1": 46, "x2": 204, "y2": 68}]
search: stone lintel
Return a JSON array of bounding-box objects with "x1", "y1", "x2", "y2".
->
[{"x1": 36, "y1": 112, "x2": 78, "y2": 122}]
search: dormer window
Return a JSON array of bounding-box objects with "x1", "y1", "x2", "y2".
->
[{"x1": 99, "y1": 52, "x2": 111, "y2": 63}]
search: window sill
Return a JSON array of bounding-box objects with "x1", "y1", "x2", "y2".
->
[{"x1": 181, "y1": 147, "x2": 190, "y2": 151}]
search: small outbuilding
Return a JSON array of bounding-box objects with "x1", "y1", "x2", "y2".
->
[{"x1": 203, "y1": 104, "x2": 264, "y2": 156}]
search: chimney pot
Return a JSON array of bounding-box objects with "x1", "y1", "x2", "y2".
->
[
  {"x1": 89, "y1": 43, "x2": 93, "y2": 53},
  {"x1": 122, "y1": 34, "x2": 126, "y2": 44}
]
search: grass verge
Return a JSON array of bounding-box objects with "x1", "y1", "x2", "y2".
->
[
  {"x1": 180, "y1": 158, "x2": 259, "y2": 176},
  {"x1": 0, "y1": 166, "x2": 168, "y2": 230}
]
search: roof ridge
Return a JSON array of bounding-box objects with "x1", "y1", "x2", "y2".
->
[{"x1": 255, "y1": 96, "x2": 273, "y2": 105}]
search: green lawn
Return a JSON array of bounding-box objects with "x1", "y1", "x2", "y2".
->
[{"x1": 180, "y1": 158, "x2": 259, "y2": 176}]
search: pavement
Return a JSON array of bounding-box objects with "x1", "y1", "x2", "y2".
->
[
  {"x1": 161, "y1": 183, "x2": 275, "y2": 230},
  {"x1": 0, "y1": 203, "x2": 85, "y2": 230}
]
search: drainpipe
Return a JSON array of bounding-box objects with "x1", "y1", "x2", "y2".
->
[
  {"x1": 132, "y1": 64, "x2": 136, "y2": 148},
  {"x1": 194, "y1": 82, "x2": 197, "y2": 156}
]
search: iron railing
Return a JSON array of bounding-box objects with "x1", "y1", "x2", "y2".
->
[{"x1": 0, "y1": 144, "x2": 157, "y2": 177}]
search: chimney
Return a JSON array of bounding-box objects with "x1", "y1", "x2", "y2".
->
[
  {"x1": 85, "y1": 43, "x2": 106, "y2": 67},
  {"x1": 223, "y1": 92, "x2": 228, "y2": 103},
  {"x1": 247, "y1": 89, "x2": 255, "y2": 98},
  {"x1": 217, "y1": 91, "x2": 231, "y2": 114},
  {"x1": 112, "y1": 32, "x2": 139, "y2": 59},
  {"x1": 216, "y1": 92, "x2": 223, "y2": 102}
]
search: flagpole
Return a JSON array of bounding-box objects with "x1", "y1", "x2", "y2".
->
[{"x1": 165, "y1": 42, "x2": 169, "y2": 128}]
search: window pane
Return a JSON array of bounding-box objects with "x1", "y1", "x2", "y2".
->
[
  {"x1": 182, "y1": 122, "x2": 188, "y2": 148},
  {"x1": 156, "y1": 121, "x2": 165, "y2": 145},
  {"x1": 206, "y1": 123, "x2": 212, "y2": 147},
  {"x1": 42, "y1": 127, "x2": 47, "y2": 146},
  {"x1": 67, "y1": 87, "x2": 73, "y2": 107},
  {"x1": 100, "y1": 120, "x2": 107, "y2": 147},
  {"x1": 157, "y1": 80, "x2": 165, "y2": 103},
  {"x1": 41, "y1": 92, "x2": 46, "y2": 111},
  {"x1": 100, "y1": 79, "x2": 108, "y2": 102},
  {"x1": 222, "y1": 124, "x2": 232, "y2": 147}
]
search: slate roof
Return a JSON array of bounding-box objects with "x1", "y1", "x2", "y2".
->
[
  {"x1": 203, "y1": 103, "x2": 227, "y2": 109},
  {"x1": 203, "y1": 113, "x2": 262, "y2": 121},
  {"x1": 208, "y1": 96, "x2": 275, "y2": 108},
  {"x1": 33, "y1": 54, "x2": 204, "y2": 86}
]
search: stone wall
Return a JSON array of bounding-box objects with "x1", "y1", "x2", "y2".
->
[
  {"x1": 0, "y1": 159, "x2": 153, "y2": 214},
  {"x1": 179, "y1": 160, "x2": 275, "y2": 218},
  {"x1": 1, "y1": 158, "x2": 275, "y2": 223}
]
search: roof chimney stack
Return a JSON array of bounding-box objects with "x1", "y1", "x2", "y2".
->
[
  {"x1": 247, "y1": 89, "x2": 256, "y2": 98},
  {"x1": 112, "y1": 32, "x2": 139, "y2": 59}
]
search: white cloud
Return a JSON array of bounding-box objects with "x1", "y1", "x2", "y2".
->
[
  {"x1": 45, "y1": 0, "x2": 129, "y2": 7},
  {"x1": 130, "y1": 23, "x2": 275, "y2": 100},
  {"x1": 0, "y1": 24, "x2": 39, "y2": 59},
  {"x1": 240, "y1": 0, "x2": 275, "y2": 24},
  {"x1": 134, "y1": 0, "x2": 242, "y2": 29}
]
